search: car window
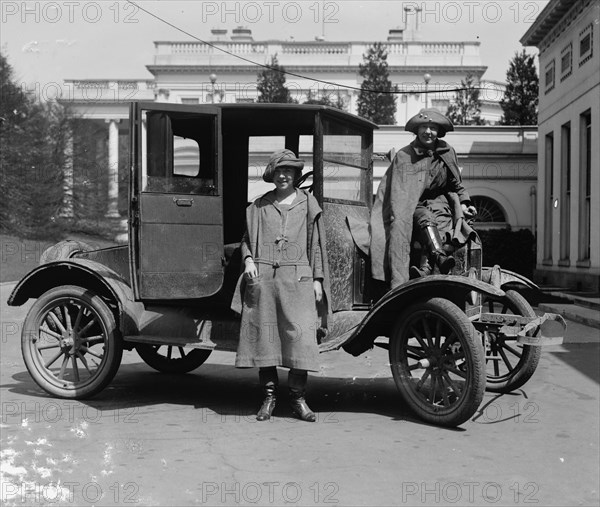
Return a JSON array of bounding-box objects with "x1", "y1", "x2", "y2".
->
[
  {"x1": 322, "y1": 117, "x2": 369, "y2": 204},
  {"x1": 142, "y1": 111, "x2": 216, "y2": 194}
]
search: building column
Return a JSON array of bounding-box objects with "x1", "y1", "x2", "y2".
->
[
  {"x1": 105, "y1": 119, "x2": 120, "y2": 218},
  {"x1": 61, "y1": 126, "x2": 74, "y2": 217}
]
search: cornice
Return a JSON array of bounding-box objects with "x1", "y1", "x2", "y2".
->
[
  {"x1": 146, "y1": 65, "x2": 487, "y2": 75},
  {"x1": 521, "y1": 0, "x2": 595, "y2": 53}
]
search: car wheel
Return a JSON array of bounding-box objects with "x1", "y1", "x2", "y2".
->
[
  {"x1": 480, "y1": 290, "x2": 542, "y2": 393},
  {"x1": 389, "y1": 297, "x2": 486, "y2": 427},
  {"x1": 135, "y1": 344, "x2": 212, "y2": 374},
  {"x1": 22, "y1": 285, "x2": 122, "y2": 399}
]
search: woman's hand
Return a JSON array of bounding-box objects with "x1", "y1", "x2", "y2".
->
[
  {"x1": 461, "y1": 203, "x2": 477, "y2": 218},
  {"x1": 313, "y1": 279, "x2": 323, "y2": 303},
  {"x1": 244, "y1": 257, "x2": 258, "y2": 278}
]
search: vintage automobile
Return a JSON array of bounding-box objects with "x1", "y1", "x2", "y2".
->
[{"x1": 8, "y1": 103, "x2": 565, "y2": 427}]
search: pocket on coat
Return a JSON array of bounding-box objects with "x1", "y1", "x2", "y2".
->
[
  {"x1": 243, "y1": 275, "x2": 262, "y2": 308},
  {"x1": 296, "y1": 265, "x2": 312, "y2": 282}
]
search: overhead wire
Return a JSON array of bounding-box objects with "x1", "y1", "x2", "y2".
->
[{"x1": 127, "y1": 1, "x2": 490, "y2": 96}]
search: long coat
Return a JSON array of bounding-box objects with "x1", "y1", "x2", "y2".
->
[
  {"x1": 233, "y1": 189, "x2": 331, "y2": 371},
  {"x1": 369, "y1": 139, "x2": 472, "y2": 289}
]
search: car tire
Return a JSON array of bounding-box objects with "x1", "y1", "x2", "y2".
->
[{"x1": 22, "y1": 285, "x2": 123, "y2": 399}]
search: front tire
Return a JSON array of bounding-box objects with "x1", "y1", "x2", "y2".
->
[
  {"x1": 389, "y1": 297, "x2": 486, "y2": 427},
  {"x1": 22, "y1": 285, "x2": 122, "y2": 399}
]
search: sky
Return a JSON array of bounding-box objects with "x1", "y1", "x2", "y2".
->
[{"x1": 1, "y1": 0, "x2": 549, "y2": 92}]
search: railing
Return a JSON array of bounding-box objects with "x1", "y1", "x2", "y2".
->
[
  {"x1": 281, "y1": 43, "x2": 349, "y2": 55},
  {"x1": 168, "y1": 42, "x2": 266, "y2": 54},
  {"x1": 154, "y1": 40, "x2": 476, "y2": 60}
]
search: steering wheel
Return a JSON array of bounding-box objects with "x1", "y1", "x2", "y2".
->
[{"x1": 296, "y1": 171, "x2": 314, "y2": 192}]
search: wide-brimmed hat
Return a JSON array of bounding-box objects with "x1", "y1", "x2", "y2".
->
[
  {"x1": 262, "y1": 149, "x2": 305, "y2": 183},
  {"x1": 405, "y1": 108, "x2": 454, "y2": 138}
]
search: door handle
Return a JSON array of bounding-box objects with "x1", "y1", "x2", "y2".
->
[{"x1": 173, "y1": 198, "x2": 194, "y2": 207}]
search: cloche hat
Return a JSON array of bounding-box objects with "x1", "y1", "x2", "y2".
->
[{"x1": 262, "y1": 149, "x2": 305, "y2": 183}]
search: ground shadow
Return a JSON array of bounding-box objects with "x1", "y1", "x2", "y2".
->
[{"x1": 5, "y1": 360, "x2": 466, "y2": 430}]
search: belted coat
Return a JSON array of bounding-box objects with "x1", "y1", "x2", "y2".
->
[{"x1": 232, "y1": 189, "x2": 331, "y2": 371}]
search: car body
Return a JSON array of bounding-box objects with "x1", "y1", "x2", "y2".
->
[{"x1": 8, "y1": 103, "x2": 565, "y2": 427}]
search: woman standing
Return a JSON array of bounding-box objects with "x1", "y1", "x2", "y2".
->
[{"x1": 234, "y1": 149, "x2": 330, "y2": 422}]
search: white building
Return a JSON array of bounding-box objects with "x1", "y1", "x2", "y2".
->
[
  {"x1": 521, "y1": 0, "x2": 600, "y2": 292},
  {"x1": 62, "y1": 26, "x2": 528, "y2": 235}
]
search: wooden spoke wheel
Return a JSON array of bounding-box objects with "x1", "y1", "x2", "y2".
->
[
  {"x1": 135, "y1": 344, "x2": 211, "y2": 374},
  {"x1": 480, "y1": 290, "x2": 541, "y2": 393},
  {"x1": 22, "y1": 285, "x2": 122, "y2": 399},
  {"x1": 389, "y1": 298, "x2": 486, "y2": 427}
]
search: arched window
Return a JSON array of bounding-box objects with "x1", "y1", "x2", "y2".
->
[{"x1": 471, "y1": 196, "x2": 508, "y2": 229}]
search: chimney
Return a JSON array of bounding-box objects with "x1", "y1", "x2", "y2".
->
[
  {"x1": 231, "y1": 27, "x2": 253, "y2": 42},
  {"x1": 210, "y1": 28, "x2": 228, "y2": 41},
  {"x1": 387, "y1": 27, "x2": 404, "y2": 42}
]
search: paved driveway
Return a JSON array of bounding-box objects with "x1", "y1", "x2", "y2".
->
[{"x1": 1, "y1": 282, "x2": 598, "y2": 506}]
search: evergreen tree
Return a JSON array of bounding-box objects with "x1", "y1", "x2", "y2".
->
[
  {"x1": 356, "y1": 43, "x2": 397, "y2": 124},
  {"x1": 303, "y1": 89, "x2": 346, "y2": 111},
  {"x1": 446, "y1": 73, "x2": 485, "y2": 125},
  {"x1": 257, "y1": 55, "x2": 296, "y2": 103},
  {"x1": 0, "y1": 52, "x2": 69, "y2": 237},
  {"x1": 500, "y1": 50, "x2": 539, "y2": 125}
]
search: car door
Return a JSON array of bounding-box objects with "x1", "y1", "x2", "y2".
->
[
  {"x1": 315, "y1": 112, "x2": 374, "y2": 311},
  {"x1": 129, "y1": 102, "x2": 223, "y2": 300}
]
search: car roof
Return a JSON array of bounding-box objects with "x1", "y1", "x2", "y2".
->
[{"x1": 135, "y1": 102, "x2": 379, "y2": 131}]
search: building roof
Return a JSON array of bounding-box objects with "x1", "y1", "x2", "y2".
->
[{"x1": 520, "y1": 0, "x2": 575, "y2": 47}]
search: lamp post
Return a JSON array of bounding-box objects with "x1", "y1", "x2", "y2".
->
[
  {"x1": 209, "y1": 73, "x2": 217, "y2": 104},
  {"x1": 423, "y1": 73, "x2": 431, "y2": 109}
]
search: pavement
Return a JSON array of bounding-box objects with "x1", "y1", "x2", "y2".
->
[
  {"x1": 538, "y1": 289, "x2": 600, "y2": 329},
  {"x1": 1, "y1": 281, "x2": 599, "y2": 506}
]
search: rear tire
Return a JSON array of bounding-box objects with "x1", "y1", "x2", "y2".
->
[
  {"x1": 480, "y1": 290, "x2": 542, "y2": 393},
  {"x1": 135, "y1": 344, "x2": 212, "y2": 374}
]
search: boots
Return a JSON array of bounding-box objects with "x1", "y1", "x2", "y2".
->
[
  {"x1": 288, "y1": 370, "x2": 316, "y2": 422},
  {"x1": 421, "y1": 225, "x2": 456, "y2": 275},
  {"x1": 410, "y1": 252, "x2": 432, "y2": 278},
  {"x1": 256, "y1": 367, "x2": 278, "y2": 421}
]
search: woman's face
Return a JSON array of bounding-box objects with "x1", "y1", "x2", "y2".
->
[
  {"x1": 273, "y1": 166, "x2": 297, "y2": 191},
  {"x1": 417, "y1": 124, "x2": 439, "y2": 147}
]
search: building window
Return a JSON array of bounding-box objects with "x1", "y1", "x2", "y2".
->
[
  {"x1": 181, "y1": 98, "x2": 199, "y2": 104},
  {"x1": 579, "y1": 23, "x2": 593, "y2": 66},
  {"x1": 560, "y1": 122, "x2": 571, "y2": 262},
  {"x1": 578, "y1": 110, "x2": 591, "y2": 262},
  {"x1": 470, "y1": 196, "x2": 508, "y2": 229},
  {"x1": 560, "y1": 43, "x2": 572, "y2": 81},
  {"x1": 544, "y1": 133, "x2": 554, "y2": 263},
  {"x1": 544, "y1": 60, "x2": 555, "y2": 94}
]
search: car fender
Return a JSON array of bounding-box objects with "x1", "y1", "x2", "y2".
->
[
  {"x1": 7, "y1": 259, "x2": 145, "y2": 336},
  {"x1": 342, "y1": 274, "x2": 505, "y2": 356},
  {"x1": 481, "y1": 265, "x2": 539, "y2": 291}
]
